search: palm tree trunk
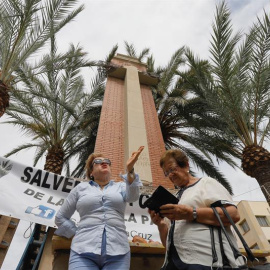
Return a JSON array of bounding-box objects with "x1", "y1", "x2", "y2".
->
[
  {"x1": 44, "y1": 145, "x2": 64, "y2": 175},
  {"x1": 242, "y1": 145, "x2": 270, "y2": 204},
  {"x1": 0, "y1": 81, "x2": 9, "y2": 117},
  {"x1": 254, "y1": 162, "x2": 270, "y2": 204}
]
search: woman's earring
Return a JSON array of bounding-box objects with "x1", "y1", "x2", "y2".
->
[{"x1": 90, "y1": 175, "x2": 94, "y2": 180}]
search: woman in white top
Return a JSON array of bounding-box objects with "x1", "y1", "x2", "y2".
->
[
  {"x1": 149, "y1": 149, "x2": 245, "y2": 270},
  {"x1": 55, "y1": 146, "x2": 144, "y2": 270}
]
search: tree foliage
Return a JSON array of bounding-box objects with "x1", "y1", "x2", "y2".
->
[
  {"x1": 4, "y1": 36, "x2": 98, "y2": 175},
  {"x1": 0, "y1": 0, "x2": 84, "y2": 117},
  {"x1": 184, "y1": 1, "x2": 270, "y2": 201}
]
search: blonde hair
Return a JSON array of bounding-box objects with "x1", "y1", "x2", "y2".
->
[{"x1": 85, "y1": 153, "x2": 104, "y2": 180}]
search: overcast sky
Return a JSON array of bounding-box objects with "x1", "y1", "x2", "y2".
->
[{"x1": 1, "y1": 1, "x2": 270, "y2": 268}]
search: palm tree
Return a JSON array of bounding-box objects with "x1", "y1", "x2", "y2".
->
[
  {"x1": 3, "y1": 34, "x2": 105, "y2": 267},
  {"x1": 185, "y1": 2, "x2": 270, "y2": 202},
  {"x1": 2, "y1": 34, "x2": 98, "y2": 267},
  {"x1": 150, "y1": 47, "x2": 239, "y2": 193},
  {"x1": 0, "y1": 0, "x2": 84, "y2": 118},
  {"x1": 5, "y1": 41, "x2": 119, "y2": 177},
  {"x1": 4, "y1": 38, "x2": 98, "y2": 175}
]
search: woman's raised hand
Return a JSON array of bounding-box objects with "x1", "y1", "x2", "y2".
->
[{"x1": 126, "y1": 146, "x2": 144, "y2": 172}]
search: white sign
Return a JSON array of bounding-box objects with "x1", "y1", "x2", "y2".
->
[
  {"x1": 0, "y1": 156, "x2": 160, "y2": 242},
  {"x1": 125, "y1": 197, "x2": 159, "y2": 241}
]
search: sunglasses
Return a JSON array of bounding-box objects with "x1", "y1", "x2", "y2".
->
[
  {"x1": 164, "y1": 166, "x2": 178, "y2": 177},
  {"x1": 92, "y1": 158, "x2": 111, "y2": 166}
]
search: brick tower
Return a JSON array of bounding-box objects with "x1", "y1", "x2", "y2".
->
[{"x1": 95, "y1": 54, "x2": 173, "y2": 189}]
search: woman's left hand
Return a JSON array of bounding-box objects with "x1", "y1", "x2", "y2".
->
[
  {"x1": 159, "y1": 204, "x2": 193, "y2": 221},
  {"x1": 126, "y1": 146, "x2": 144, "y2": 172}
]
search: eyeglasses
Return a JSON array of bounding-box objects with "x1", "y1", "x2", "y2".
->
[
  {"x1": 164, "y1": 166, "x2": 178, "y2": 177},
  {"x1": 92, "y1": 158, "x2": 111, "y2": 166}
]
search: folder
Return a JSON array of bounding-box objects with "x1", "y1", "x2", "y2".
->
[{"x1": 142, "y1": 185, "x2": 179, "y2": 213}]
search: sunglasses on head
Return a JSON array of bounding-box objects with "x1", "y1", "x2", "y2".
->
[{"x1": 92, "y1": 158, "x2": 111, "y2": 166}]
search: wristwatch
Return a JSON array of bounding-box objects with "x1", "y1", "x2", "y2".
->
[{"x1": 193, "y1": 207, "x2": 197, "y2": 221}]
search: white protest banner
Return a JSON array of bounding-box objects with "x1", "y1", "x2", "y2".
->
[
  {"x1": 0, "y1": 156, "x2": 161, "y2": 241},
  {"x1": 125, "y1": 196, "x2": 160, "y2": 241},
  {"x1": 0, "y1": 156, "x2": 80, "y2": 227}
]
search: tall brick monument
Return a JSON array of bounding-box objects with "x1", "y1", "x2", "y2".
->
[{"x1": 95, "y1": 54, "x2": 173, "y2": 188}]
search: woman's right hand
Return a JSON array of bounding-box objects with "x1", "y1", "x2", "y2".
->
[
  {"x1": 148, "y1": 209, "x2": 165, "y2": 226},
  {"x1": 148, "y1": 209, "x2": 168, "y2": 247}
]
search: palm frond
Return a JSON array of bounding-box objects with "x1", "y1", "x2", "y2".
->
[
  {"x1": 104, "y1": 43, "x2": 118, "y2": 63},
  {"x1": 5, "y1": 143, "x2": 41, "y2": 158},
  {"x1": 33, "y1": 144, "x2": 48, "y2": 166},
  {"x1": 124, "y1": 41, "x2": 136, "y2": 58},
  {"x1": 138, "y1": 48, "x2": 150, "y2": 62},
  {"x1": 0, "y1": 0, "x2": 84, "y2": 85}
]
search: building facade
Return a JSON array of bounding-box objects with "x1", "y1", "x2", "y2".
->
[{"x1": 236, "y1": 200, "x2": 270, "y2": 263}]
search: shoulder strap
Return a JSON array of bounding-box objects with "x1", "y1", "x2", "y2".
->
[
  {"x1": 212, "y1": 207, "x2": 243, "y2": 259},
  {"x1": 220, "y1": 205, "x2": 256, "y2": 262},
  {"x1": 217, "y1": 226, "x2": 231, "y2": 267},
  {"x1": 210, "y1": 224, "x2": 232, "y2": 267},
  {"x1": 210, "y1": 225, "x2": 218, "y2": 265}
]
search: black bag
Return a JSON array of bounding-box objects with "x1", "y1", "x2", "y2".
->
[
  {"x1": 141, "y1": 185, "x2": 179, "y2": 213},
  {"x1": 211, "y1": 201, "x2": 269, "y2": 270},
  {"x1": 160, "y1": 260, "x2": 179, "y2": 270}
]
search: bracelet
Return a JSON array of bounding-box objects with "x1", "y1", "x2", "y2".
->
[
  {"x1": 128, "y1": 167, "x2": 134, "y2": 173},
  {"x1": 127, "y1": 171, "x2": 135, "y2": 179}
]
